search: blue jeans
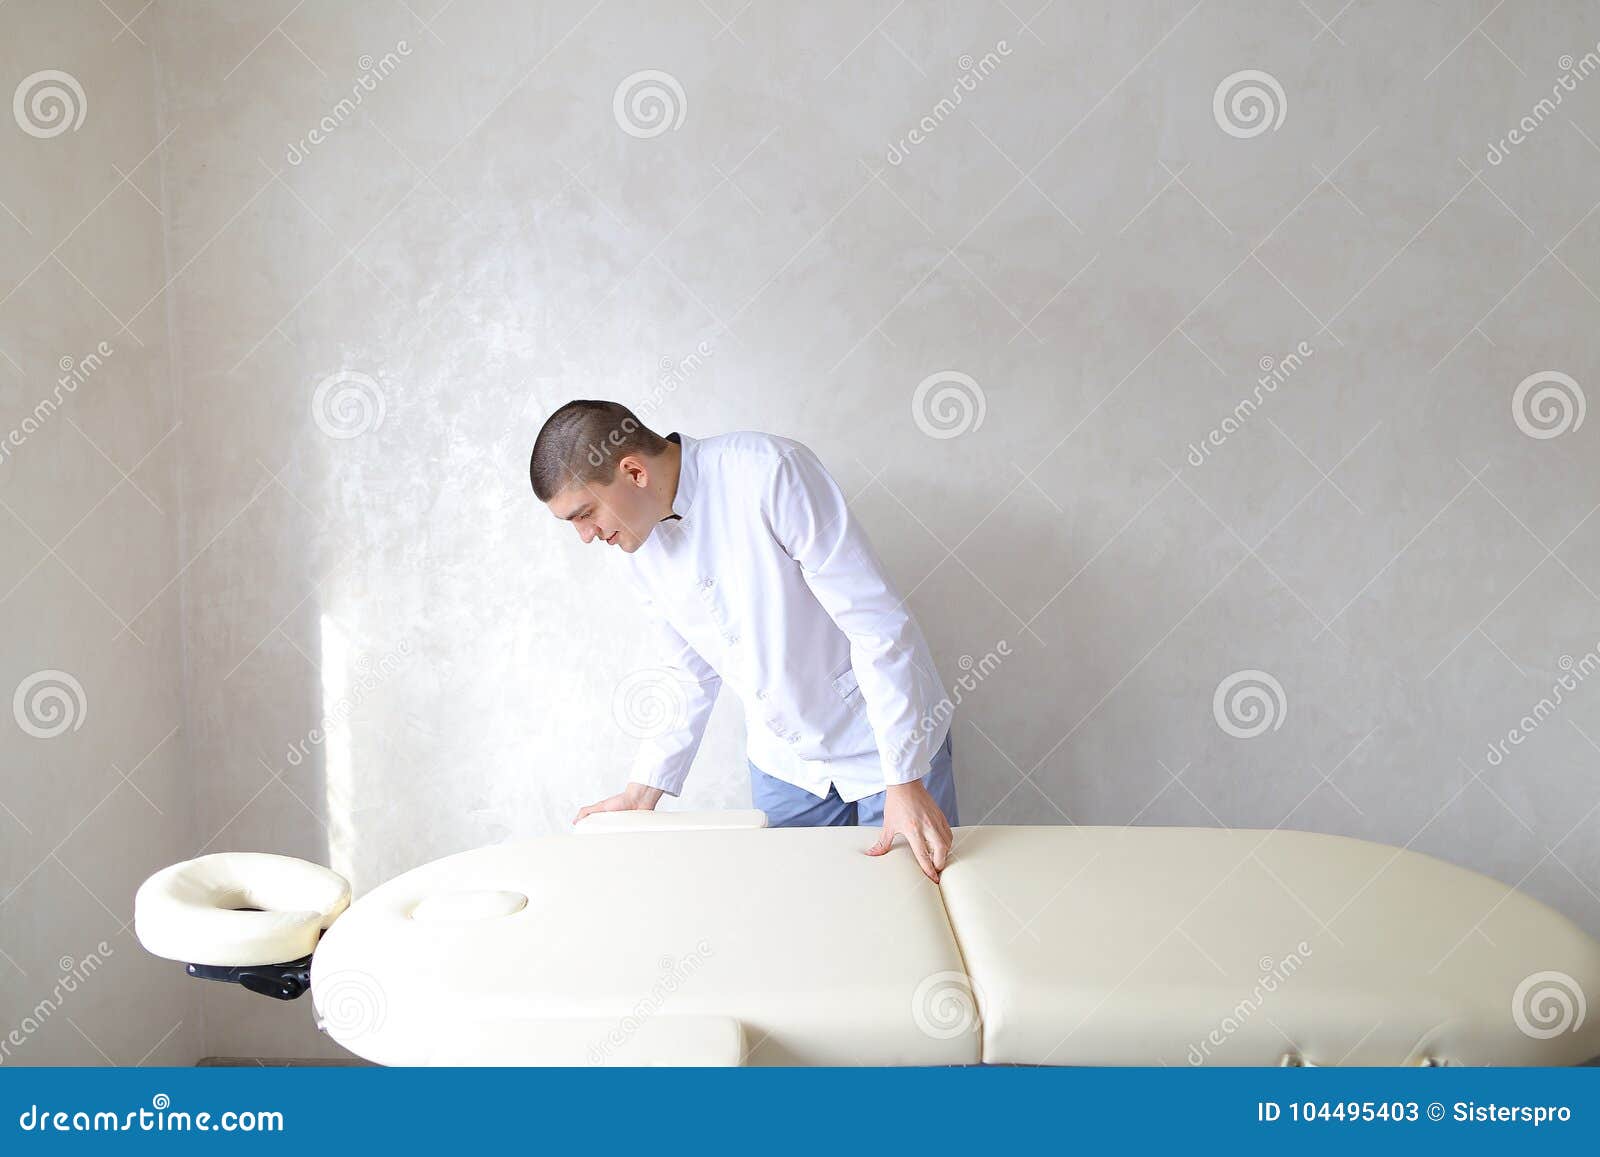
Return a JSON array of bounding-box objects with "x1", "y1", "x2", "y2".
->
[{"x1": 749, "y1": 727, "x2": 959, "y2": 828}]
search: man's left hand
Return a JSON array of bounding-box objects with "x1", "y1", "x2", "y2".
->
[{"x1": 867, "y1": 779, "x2": 952, "y2": 883}]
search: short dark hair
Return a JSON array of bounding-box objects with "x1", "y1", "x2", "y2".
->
[{"x1": 529, "y1": 399, "x2": 672, "y2": 501}]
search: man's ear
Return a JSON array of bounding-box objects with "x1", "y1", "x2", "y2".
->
[{"x1": 617, "y1": 454, "x2": 650, "y2": 487}]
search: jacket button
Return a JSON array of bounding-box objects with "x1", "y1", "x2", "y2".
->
[{"x1": 755, "y1": 689, "x2": 766, "y2": 700}]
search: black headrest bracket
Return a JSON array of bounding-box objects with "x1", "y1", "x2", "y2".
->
[{"x1": 184, "y1": 955, "x2": 314, "y2": 1001}]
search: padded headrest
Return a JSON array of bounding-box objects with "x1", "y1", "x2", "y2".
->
[{"x1": 135, "y1": 852, "x2": 351, "y2": 967}]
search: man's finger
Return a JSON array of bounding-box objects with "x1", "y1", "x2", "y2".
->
[
  {"x1": 865, "y1": 827, "x2": 896, "y2": 856},
  {"x1": 925, "y1": 824, "x2": 951, "y2": 871},
  {"x1": 904, "y1": 829, "x2": 940, "y2": 883}
]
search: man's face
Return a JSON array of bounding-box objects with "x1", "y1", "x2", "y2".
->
[{"x1": 546, "y1": 459, "x2": 657, "y2": 553}]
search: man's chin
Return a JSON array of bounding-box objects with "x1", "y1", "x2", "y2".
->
[{"x1": 619, "y1": 526, "x2": 657, "y2": 552}]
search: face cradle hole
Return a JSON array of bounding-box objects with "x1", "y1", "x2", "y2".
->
[{"x1": 409, "y1": 890, "x2": 529, "y2": 923}]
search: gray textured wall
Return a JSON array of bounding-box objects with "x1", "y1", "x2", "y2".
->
[
  {"x1": 0, "y1": 1, "x2": 199, "y2": 1066},
  {"x1": 2, "y1": 0, "x2": 1598, "y2": 1063}
]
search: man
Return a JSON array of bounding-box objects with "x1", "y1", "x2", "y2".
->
[{"x1": 530, "y1": 400, "x2": 958, "y2": 882}]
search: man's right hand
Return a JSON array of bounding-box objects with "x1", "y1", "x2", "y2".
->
[{"x1": 573, "y1": 782, "x2": 665, "y2": 825}]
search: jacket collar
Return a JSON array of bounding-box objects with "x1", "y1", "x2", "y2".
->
[{"x1": 665, "y1": 431, "x2": 697, "y2": 521}]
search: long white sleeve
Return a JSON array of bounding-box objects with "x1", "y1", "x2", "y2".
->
[
  {"x1": 623, "y1": 580, "x2": 722, "y2": 796},
  {"x1": 763, "y1": 444, "x2": 945, "y2": 786}
]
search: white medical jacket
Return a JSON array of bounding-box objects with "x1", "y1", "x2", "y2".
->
[{"x1": 623, "y1": 430, "x2": 948, "y2": 802}]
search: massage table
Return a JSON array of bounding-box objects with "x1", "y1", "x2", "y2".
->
[{"x1": 133, "y1": 814, "x2": 1600, "y2": 1066}]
